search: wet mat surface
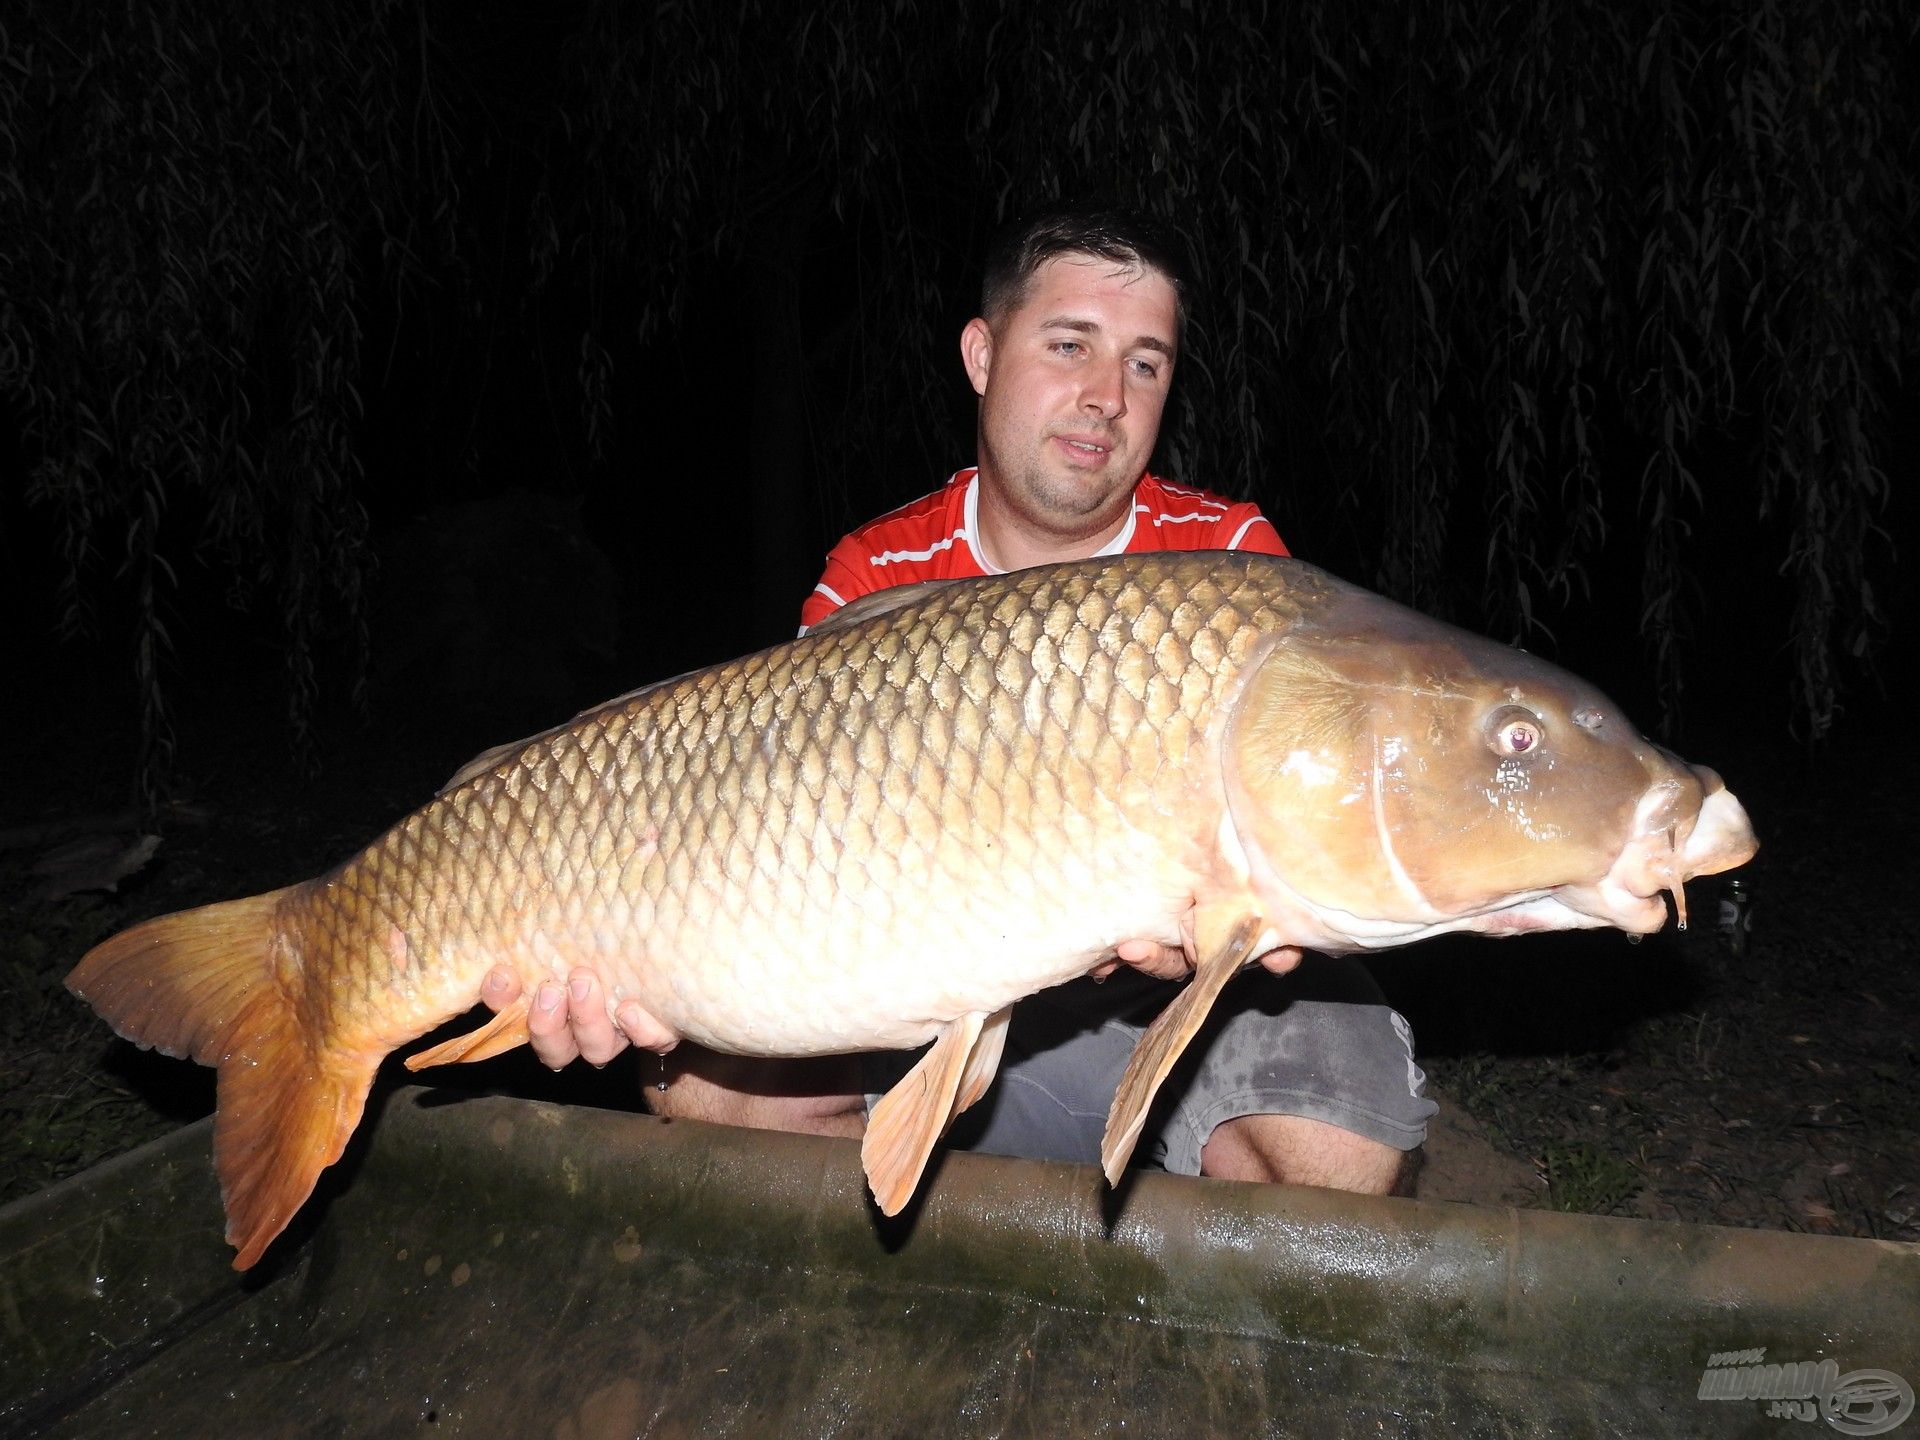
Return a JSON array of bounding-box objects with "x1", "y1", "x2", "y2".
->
[{"x1": 4, "y1": 1088, "x2": 1915, "y2": 1438}]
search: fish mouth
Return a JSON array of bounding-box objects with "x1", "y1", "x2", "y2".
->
[{"x1": 1561, "y1": 765, "x2": 1759, "y2": 933}]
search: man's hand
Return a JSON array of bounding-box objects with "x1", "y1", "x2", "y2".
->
[
  {"x1": 482, "y1": 965, "x2": 679, "y2": 1070},
  {"x1": 1091, "y1": 938, "x2": 1307, "y2": 983},
  {"x1": 1094, "y1": 939, "x2": 1192, "y2": 982}
]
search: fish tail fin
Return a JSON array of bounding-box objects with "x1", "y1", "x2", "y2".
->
[
  {"x1": 214, "y1": 1027, "x2": 379, "y2": 1271},
  {"x1": 66, "y1": 888, "x2": 380, "y2": 1271}
]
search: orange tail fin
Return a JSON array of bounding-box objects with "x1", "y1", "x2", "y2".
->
[{"x1": 66, "y1": 888, "x2": 380, "y2": 1271}]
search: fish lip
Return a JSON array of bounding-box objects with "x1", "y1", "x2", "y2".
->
[
  {"x1": 1565, "y1": 778, "x2": 1758, "y2": 934},
  {"x1": 1546, "y1": 879, "x2": 1673, "y2": 934}
]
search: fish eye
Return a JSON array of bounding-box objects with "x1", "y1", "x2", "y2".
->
[{"x1": 1488, "y1": 708, "x2": 1544, "y2": 757}]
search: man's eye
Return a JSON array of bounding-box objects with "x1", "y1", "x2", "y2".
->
[
  {"x1": 1129, "y1": 358, "x2": 1161, "y2": 380},
  {"x1": 1051, "y1": 340, "x2": 1083, "y2": 357}
]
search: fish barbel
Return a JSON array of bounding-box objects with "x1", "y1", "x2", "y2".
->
[{"x1": 67, "y1": 552, "x2": 1757, "y2": 1268}]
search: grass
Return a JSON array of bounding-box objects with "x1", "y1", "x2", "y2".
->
[{"x1": 1538, "y1": 1141, "x2": 1642, "y2": 1216}]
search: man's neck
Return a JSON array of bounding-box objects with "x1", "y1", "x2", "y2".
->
[{"x1": 971, "y1": 475, "x2": 1137, "y2": 572}]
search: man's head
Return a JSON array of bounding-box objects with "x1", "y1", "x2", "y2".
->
[
  {"x1": 979, "y1": 202, "x2": 1191, "y2": 342},
  {"x1": 962, "y1": 203, "x2": 1189, "y2": 569}
]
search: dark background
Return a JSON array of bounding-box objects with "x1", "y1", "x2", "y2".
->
[
  {"x1": 4, "y1": 0, "x2": 1915, "y2": 792},
  {"x1": 1, "y1": 0, "x2": 1915, "y2": 1236}
]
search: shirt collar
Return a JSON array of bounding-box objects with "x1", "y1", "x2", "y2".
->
[{"x1": 961, "y1": 469, "x2": 1139, "y2": 574}]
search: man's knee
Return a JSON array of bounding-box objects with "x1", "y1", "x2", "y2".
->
[
  {"x1": 644, "y1": 1047, "x2": 866, "y2": 1140},
  {"x1": 1199, "y1": 1113, "x2": 1409, "y2": 1196}
]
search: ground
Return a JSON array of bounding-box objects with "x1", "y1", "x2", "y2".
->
[{"x1": 2, "y1": 681, "x2": 1913, "y2": 1242}]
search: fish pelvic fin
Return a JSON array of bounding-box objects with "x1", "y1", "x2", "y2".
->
[
  {"x1": 953, "y1": 1005, "x2": 1012, "y2": 1117},
  {"x1": 403, "y1": 995, "x2": 532, "y2": 1070},
  {"x1": 65, "y1": 887, "x2": 380, "y2": 1272},
  {"x1": 862, "y1": 1010, "x2": 994, "y2": 1216},
  {"x1": 1100, "y1": 910, "x2": 1264, "y2": 1185}
]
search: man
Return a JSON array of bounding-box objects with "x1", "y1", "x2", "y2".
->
[{"x1": 482, "y1": 203, "x2": 1435, "y2": 1194}]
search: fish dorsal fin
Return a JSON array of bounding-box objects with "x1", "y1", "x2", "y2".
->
[
  {"x1": 444, "y1": 579, "x2": 959, "y2": 797},
  {"x1": 862, "y1": 1009, "x2": 1000, "y2": 1215},
  {"x1": 805, "y1": 578, "x2": 958, "y2": 636},
  {"x1": 1100, "y1": 910, "x2": 1264, "y2": 1183},
  {"x1": 438, "y1": 736, "x2": 540, "y2": 797},
  {"x1": 435, "y1": 668, "x2": 699, "y2": 796}
]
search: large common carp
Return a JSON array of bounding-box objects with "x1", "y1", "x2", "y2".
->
[{"x1": 68, "y1": 553, "x2": 1756, "y2": 1269}]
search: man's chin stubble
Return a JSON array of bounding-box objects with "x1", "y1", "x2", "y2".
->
[{"x1": 1021, "y1": 464, "x2": 1129, "y2": 523}]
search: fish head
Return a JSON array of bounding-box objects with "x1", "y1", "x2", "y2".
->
[{"x1": 1221, "y1": 585, "x2": 1758, "y2": 949}]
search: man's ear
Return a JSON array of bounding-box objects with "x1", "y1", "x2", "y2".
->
[{"x1": 959, "y1": 317, "x2": 994, "y2": 397}]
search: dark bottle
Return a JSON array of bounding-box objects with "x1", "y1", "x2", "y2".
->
[{"x1": 1718, "y1": 877, "x2": 1753, "y2": 957}]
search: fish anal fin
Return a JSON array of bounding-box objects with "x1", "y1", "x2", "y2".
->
[
  {"x1": 404, "y1": 995, "x2": 532, "y2": 1070},
  {"x1": 1100, "y1": 910, "x2": 1264, "y2": 1185},
  {"x1": 952, "y1": 1006, "x2": 1012, "y2": 1118},
  {"x1": 861, "y1": 1012, "x2": 986, "y2": 1216}
]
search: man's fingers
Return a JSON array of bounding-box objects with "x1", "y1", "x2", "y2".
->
[
  {"x1": 1114, "y1": 938, "x2": 1194, "y2": 981},
  {"x1": 566, "y1": 970, "x2": 627, "y2": 1067},
  {"x1": 526, "y1": 979, "x2": 582, "y2": 1068},
  {"x1": 482, "y1": 965, "x2": 523, "y2": 1011},
  {"x1": 1258, "y1": 945, "x2": 1306, "y2": 976},
  {"x1": 613, "y1": 999, "x2": 679, "y2": 1055},
  {"x1": 1110, "y1": 939, "x2": 1303, "y2": 981}
]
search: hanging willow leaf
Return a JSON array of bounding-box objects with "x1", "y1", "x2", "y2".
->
[{"x1": 3, "y1": 0, "x2": 1913, "y2": 795}]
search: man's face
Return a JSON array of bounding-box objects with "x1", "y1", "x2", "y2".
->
[{"x1": 962, "y1": 254, "x2": 1178, "y2": 551}]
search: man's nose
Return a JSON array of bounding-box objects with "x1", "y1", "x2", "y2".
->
[{"x1": 1080, "y1": 360, "x2": 1127, "y2": 419}]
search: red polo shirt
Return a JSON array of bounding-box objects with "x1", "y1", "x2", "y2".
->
[{"x1": 800, "y1": 469, "x2": 1287, "y2": 630}]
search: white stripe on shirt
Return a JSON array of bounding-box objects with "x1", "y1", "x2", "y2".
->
[
  {"x1": 868, "y1": 529, "x2": 967, "y2": 567},
  {"x1": 1152, "y1": 482, "x2": 1228, "y2": 508},
  {"x1": 1226, "y1": 515, "x2": 1269, "y2": 549}
]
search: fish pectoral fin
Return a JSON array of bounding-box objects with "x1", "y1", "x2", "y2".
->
[
  {"x1": 1100, "y1": 910, "x2": 1264, "y2": 1185},
  {"x1": 862, "y1": 1011, "x2": 987, "y2": 1216},
  {"x1": 952, "y1": 1005, "x2": 1013, "y2": 1118},
  {"x1": 402, "y1": 994, "x2": 533, "y2": 1071}
]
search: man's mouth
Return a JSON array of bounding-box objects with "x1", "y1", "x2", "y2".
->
[{"x1": 1053, "y1": 434, "x2": 1113, "y2": 461}]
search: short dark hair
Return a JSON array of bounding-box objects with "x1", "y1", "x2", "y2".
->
[{"x1": 980, "y1": 201, "x2": 1190, "y2": 337}]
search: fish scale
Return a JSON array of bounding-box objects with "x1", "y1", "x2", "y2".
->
[
  {"x1": 290, "y1": 557, "x2": 1271, "y2": 1062},
  {"x1": 65, "y1": 550, "x2": 1757, "y2": 1268}
]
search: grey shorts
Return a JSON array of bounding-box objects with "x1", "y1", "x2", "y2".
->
[{"x1": 863, "y1": 951, "x2": 1436, "y2": 1176}]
